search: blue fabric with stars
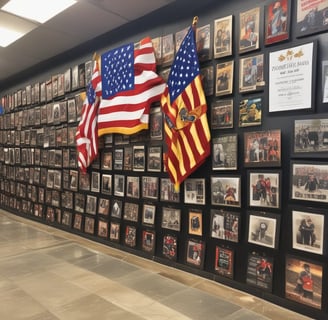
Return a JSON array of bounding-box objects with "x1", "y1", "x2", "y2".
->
[
  {"x1": 87, "y1": 82, "x2": 96, "y2": 105},
  {"x1": 101, "y1": 43, "x2": 134, "y2": 99},
  {"x1": 168, "y1": 27, "x2": 199, "y2": 103}
]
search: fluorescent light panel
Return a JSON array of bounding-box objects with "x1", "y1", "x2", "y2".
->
[
  {"x1": 0, "y1": 26, "x2": 24, "y2": 47},
  {"x1": 2, "y1": 0, "x2": 77, "y2": 24}
]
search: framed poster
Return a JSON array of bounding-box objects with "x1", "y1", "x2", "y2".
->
[
  {"x1": 215, "y1": 61, "x2": 234, "y2": 96},
  {"x1": 212, "y1": 134, "x2": 238, "y2": 171},
  {"x1": 186, "y1": 238, "x2": 205, "y2": 269},
  {"x1": 214, "y1": 15, "x2": 232, "y2": 59},
  {"x1": 211, "y1": 99, "x2": 233, "y2": 130},
  {"x1": 214, "y1": 246, "x2": 234, "y2": 279},
  {"x1": 239, "y1": 7, "x2": 260, "y2": 54},
  {"x1": 124, "y1": 225, "x2": 137, "y2": 247},
  {"x1": 211, "y1": 176, "x2": 241, "y2": 207},
  {"x1": 114, "y1": 148, "x2": 123, "y2": 170},
  {"x1": 163, "y1": 234, "x2": 178, "y2": 261},
  {"x1": 133, "y1": 145, "x2": 145, "y2": 171},
  {"x1": 142, "y1": 230, "x2": 156, "y2": 254},
  {"x1": 269, "y1": 41, "x2": 316, "y2": 113},
  {"x1": 184, "y1": 178, "x2": 205, "y2": 205},
  {"x1": 161, "y1": 207, "x2": 181, "y2": 231},
  {"x1": 188, "y1": 209, "x2": 202, "y2": 236},
  {"x1": 239, "y1": 96, "x2": 262, "y2": 127}
]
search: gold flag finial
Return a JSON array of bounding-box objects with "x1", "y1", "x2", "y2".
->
[{"x1": 192, "y1": 16, "x2": 198, "y2": 27}]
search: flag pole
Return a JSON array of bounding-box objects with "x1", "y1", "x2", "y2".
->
[{"x1": 192, "y1": 16, "x2": 198, "y2": 39}]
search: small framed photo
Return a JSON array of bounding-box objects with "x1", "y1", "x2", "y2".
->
[
  {"x1": 142, "y1": 176, "x2": 159, "y2": 200},
  {"x1": 160, "y1": 178, "x2": 180, "y2": 203},
  {"x1": 126, "y1": 176, "x2": 140, "y2": 199},
  {"x1": 133, "y1": 145, "x2": 145, "y2": 171},
  {"x1": 98, "y1": 220, "x2": 108, "y2": 238},
  {"x1": 285, "y1": 255, "x2": 322, "y2": 310},
  {"x1": 147, "y1": 146, "x2": 162, "y2": 172},
  {"x1": 188, "y1": 209, "x2": 202, "y2": 236},
  {"x1": 111, "y1": 199, "x2": 123, "y2": 219},
  {"x1": 73, "y1": 213, "x2": 83, "y2": 231},
  {"x1": 74, "y1": 193, "x2": 85, "y2": 213},
  {"x1": 98, "y1": 198, "x2": 110, "y2": 216},
  {"x1": 124, "y1": 225, "x2": 137, "y2": 247},
  {"x1": 248, "y1": 171, "x2": 281, "y2": 209},
  {"x1": 79, "y1": 172, "x2": 90, "y2": 191},
  {"x1": 67, "y1": 98, "x2": 76, "y2": 123},
  {"x1": 149, "y1": 106, "x2": 163, "y2": 140},
  {"x1": 91, "y1": 171, "x2": 100, "y2": 193},
  {"x1": 210, "y1": 209, "x2": 240, "y2": 242},
  {"x1": 216, "y1": 61, "x2": 234, "y2": 96},
  {"x1": 142, "y1": 230, "x2": 156, "y2": 254},
  {"x1": 214, "y1": 15, "x2": 232, "y2": 59},
  {"x1": 247, "y1": 211, "x2": 280, "y2": 249},
  {"x1": 196, "y1": 24, "x2": 211, "y2": 62},
  {"x1": 214, "y1": 246, "x2": 234, "y2": 278},
  {"x1": 114, "y1": 148, "x2": 124, "y2": 170},
  {"x1": 84, "y1": 217, "x2": 95, "y2": 235},
  {"x1": 71, "y1": 65, "x2": 79, "y2": 91},
  {"x1": 175, "y1": 27, "x2": 188, "y2": 53},
  {"x1": 86, "y1": 195, "x2": 97, "y2": 215},
  {"x1": 239, "y1": 97, "x2": 262, "y2": 127},
  {"x1": 200, "y1": 66, "x2": 214, "y2": 96},
  {"x1": 114, "y1": 174, "x2": 125, "y2": 197},
  {"x1": 163, "y1": 234, "x2": 178, "y2": 261},
  {"x1": 184, "y1": 178, "x2": 205, "y2": 205},
  {"x1": 123, "y1": 202, "x2": 139, "y2": 222},
  {"x1": 110, "y1": 222, "x2": 120, "y2": 242},
  {"x1": 124, "y1": 146, "x2": 133, "y2": 171},
  {"x1": 211, "y1": 99, "x2": 233, "y2": 130},
  {"x1": 212, "y1": 134, "x2": 238, "y2": 170},
  {"x1": 61, "y1": 211, "x2": 72, "y2": 227},
  {"x1": 244, "y1": 129, "x2": 281, "y2": 167},
  {"x1": 64, "y1": 68, "x2": 71, "y2": 93},
  {"x1": 142, "y1": 203, "x2": 156, "y2": 226},
  {"x1": 161, "y1": 33, "x2": 175, "y2": 67},
  {"x1": 211, "y1": 176, "x2": 241, "y2": 207},
  {"x1": 161, "y1": 207, "x2": 181, "y2": 231},
  {"x1": 101, "y1": 150, "x2": 112, "y2": 170},
  {"x1": 186, "y1": 238, "x2": 205, "y2": 269},
  {"x1": 239, "y1": 7, "x2": 260, "y2": 54},
  {"x1": 292, "y1": 209, "x2": 324, "y2": 255},
  {"x1": 101, "y1": 174, "x2": 112, "y2": 195}
]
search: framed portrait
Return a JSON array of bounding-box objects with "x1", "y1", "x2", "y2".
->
[
  {"x1": 69, "y1": 170, "x2": 78, "y2": 192},
  {"x1": 296, "y1": 0, "x2": 328, "y2": 37},
  {"x1": 114, "y1": 174, "x2": 125, "y2": 197},
  {"x1": 244, "y1": 129, "x2": 281, "y2": 167},
  {"x1": 188, "y1": 209, "x2": 202, "y2": 236},
  {"x1": 142, "y1": 230, "x2": 156, "y2": 254},
  {"x1": 142, "y1": 203, "x2": 156, "y2": 226},
  {"x1": 323, "y1": 60, "x2": 328, "y2": 103},
  {"x1": 285, "y1": 255, "x2": 322, "y2": 310},
  {"x1": 124, "y1": 146, "x2": 133, "y2": 171},
  {"x1": 64, "y1": 68, "x2": 71, "y2": 93},
  {"x1": 98, "y1": 197, "x2": 110, "y2": 216},
  {"x1": 210, "y1": 209, "x2": 240, "y2": 243},
  {"x1": 91, "y1": 171, "x2": 100, "y2": 193},
  {"x1": 142, "y1": 176, "x2": 158, "y2": 200},
  {"x1": 239, "y1": 96, "x2": 262, "y2": 127},
  {"x1": 212, "y1": 134, "x2": 237, "y2": 170},
  {"x1": 160, "y1": 178, "x2": 180, "y2": 203},
  {"x1": 114, "y1": 148, "x2": 123, "y2": 170},
  {"x1": 61, "y1": 211, "x2": 72, "y2": 227},
  {"x1": 269, "y1": 41, "x2": 316, "y2": 113},
  {"x1": 215, "y1": 61, "x2": 234, "y2": 96},
  {"x1": 133, "y1": 145, "x2": 145, "y2": 171},
  {"x1": 161, "y1": 207, "x2": 181, "y2": 231},
  {"x1": 211, "y1": 99, "x2": 233, "y2": 130},
  {"x1": 163, "y1": 234, "x2": 178, "y2": 261},
  {"x1": 124, "y1": 225, "x2": 137, "y2": 247},
  {"x1": 152, "y1": 36, "x2": 162, "y2": 65},
  {"x1": 239, "y1": 7, "x2": 260, "y2": 54},
  {"x1": 200, "y1": 65, "x2": 214, "y2": 96},
  {"x1": 290, "y1": 161, "x2": 328, "y2": 204},
  {"x1": 214, "y1": 246, "x2": 234, "y2": 279},
  {"x1": 147, "y1": 146, "x2": 162, "y2": 172},
  {"x1": 110, "y1": 222, "x2": 120, "y2": 242},
  {"x1": 67, "y1": 98, "x2": 76, "y2": 123},
  {"x1": 292, "y1": 209, "x2": 324, "y2": 255},
  {"x1": 265, "y1": 0, "x2": 290, "y2": 45},
  {"x1": 247, "y1": 211, "x2": 280, "y2": 249},
  {"x1": 86, "y1": 195, "x2": 97, "y2": 215},
  {"x1": 239, "y1": 54, "x2": 265, "y2": 93},
  {"x1": 196, "y1": 24, "x2": 211, "y2": 62},
  {"x1": 111, "y1": 199, "x2": 123, "y2": 219},
  {"x1": 123, "y1": 202, "x2": 139, "y2": 222},
  {"x1": 186, "y1": 238, "x2": 205, "y2": 269},
  {"x1": 126, "y1": 176, "x2": 140, "y2": 199},
  {"x1": 149, "y1": 106, "x2": 163, "y2": 140},
  {"x1": 79, "y1": 172, "x2": 90, "y2": 191},
  {"x1": 214, "y1": 15, "x2": 232, "y2": 59},
  {"x1": 246, "y1": 252, "x2": 273, "y2": 292},
  {"x1": 162, "y1": 33, "x2": 174, "y2": 67},
  {"x1": 101, "y1": 174, "x2": 112, "y2": 195},
  {"x1": 248, "y1": 170, "x2": 281, "y2": 209},
  {"x1": 74, "y1": 193, "x2": 85, "y2": 213},
  {"x1": 84, "y1": 217, "x2": 95, "y2": 235},
  {"x1": 71, "y1": 65, "x2": 79, "y2": 91},
  {"x1": 98, "y1": 220, "x2": 108, "y2": 238},
  {"x1": 101, "y1": 150, "x2": 112, "y2": 170},
  {"x1": 184, "y1": 178, "x2": 205, "y2": 205},
  {"x1": 211, "y1": 176, "x2": 241, "y2": 207},
  {"x1": 73, "y1": 213, "x2": 83, "y2": 231}
]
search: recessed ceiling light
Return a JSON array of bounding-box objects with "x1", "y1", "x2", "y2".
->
[
  {"x1": 1, "y1": 0, "x2": 77, "y2": 24},
  {"x1": 0, "y1": 26, "x2": 24, "y2": 47}
]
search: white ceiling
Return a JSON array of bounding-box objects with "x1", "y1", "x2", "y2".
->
[{"x1": 0, "y1": 0, "x2": 175, "y2": 85}]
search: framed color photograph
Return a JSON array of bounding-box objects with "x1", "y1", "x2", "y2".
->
[
  {"x1": 98, "y1": 220, "x2": 108, "y2": 238},
  {"x1": 211, "y1": 99, "x2": 233, "y2": 130},
  {"x1": 149, "y1": 106, "x2": 163, "y2": 140},
  {"x1": 123, "y1": 202, "x2": 139, "y2": 222},
  {"x1": 239, "y1": 97, "x2": 262, "y2": 127},
  {"x1": 147, "y1": 146, "x2": 162, "y2": 172},
  {"x1": 110, "y1": 222, "x2": 120, "y2": 242},
  {"x1": 188, "y1": 209, "x2": 202, "y2": 236},
  {"x1": 161, "y1": 207, "x2": 181, "y2": 231},
  {"x1": 186, "y1": 238, "x2": 205, "y2": 269},
  {"x1": 214, "y1": 15, "x2": 232, "y2": 59},
  {"x1": 212, "y1": 134, "x2": 238, "y2": 171},
  {"x1": 239, "y1": 7, "x2": 260, "y2": 54},
  {"x1": 142, "y1": 230, "x2": 156, "y2": 254},
  {"x1": 98, "y1": 198, "x2": 110, "y2": 216},
  {"x1": 211, "y1": 176, "x2": 241, "y2": 207},
  {"x1": 126, "y1": 176, "x2": 140, "y2": 199},
  {"x1": 214, "y1": 246, "x2": 234, "y2": 278},
  {"x1": 142, "y1": 203, "x2": 156, "y2": 226},
  {"x1": 124, "y1": 225, "x2": 137, "y2": 247},
  {"x1": 200, "y1": 65, "x2": 214, "y2": 96},
  {"x1": 133, "y1": 145, "x2": 145, "y2": 171},
  {"x1": 184, "y1": 178, "x2": 205, "y2": 205},
  {"x1": 215, "y1": 61, "x2": 234, "y2": 96},
  {"x1": 142, "y1": 176, "x2": 158, "y2": 200},
  {"x1": 196, "y1": 24, "x2": 211, "y2": 62},
  {"x1": 163, "y1": 234, "x2": 178, "y2": 261}
]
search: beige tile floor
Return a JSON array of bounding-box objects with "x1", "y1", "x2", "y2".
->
[{"x1": 0, "y1": 210, "x2": 313, "y2": 320}]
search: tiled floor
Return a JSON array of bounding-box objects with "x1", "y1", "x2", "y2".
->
[{"x1": 0, "y1": 210, "x2": 312, "y2": 320}]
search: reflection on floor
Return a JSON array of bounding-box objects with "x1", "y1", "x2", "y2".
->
[{"x1": 0, "y1": 210, "x2": 313, "y2": 320}]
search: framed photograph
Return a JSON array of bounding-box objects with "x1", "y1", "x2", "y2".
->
[
  {"x1": 86, "y1": 195, "x2": 97, "y2": 215},
  {"x1": 244, "y1": 129, "x2": 281, "y2": 167},
  {"x1": 69, "y1": 170, "x2": 78, "y2": 192},
  {"x1": 111, "y1": 199, "x2": 123, "y2": 219},
  {"x1": 200, "y1": 65, "x2": 214, "y2": 96},
  {"x1": 184, "y1": 178, "x2": 205, "y2": 205},
  {"x1": 285, "y1": 255, "x2": 322, "y2": 310},
  {"x1": 175, "y1": 27, "x2": 188, "y2": 53},
  {"x1": 98, "y1": 220, "x2": 108, "y2": 238},
  {"x1": 160, "y1": 178, "x2": 180, "y2": 203},
  {"x1": 239, "y1": 96, "x2": 262, "y2": 127},
  {"x1": 291, "y1": 161, "x2": 328, "y2": 204},
  {"x1": 149, "y1": 106, "x2": 163, "y2": 140},
  {"x1": 67, "y1": 98, "x2": 76, "y2": 123},
  {"x1": 211, "y1": 176, "x2": 241, "y2": 207},
  {"x1": 215, "y1": 60, "x2": 234, "y2": 96},
  {"x1": 152, "y1": 36, "x2": 162, "y2": 65},
  {"x1": 214, "y1": 15, "x2": 232, "y2": 59},
  {"x1": 74, "y1": 193, "x2": 85, "y2": 213},
  {"x1": 84, "y1": 217, "x2": 95, "y2": 235},
  {"x1": 61, "y1": 211, "x2": 72, "y2": 227},
  {"x1": 71, "y1": 65, "x2": 79, "y2": 91},
  {"x1": 142, "y1": 230, "x2": 156, "y2": 254},
  {"x1": 212, "y1": 134, "x2": 237, "y2": 170},
  {"x1": 323, "y1": 60, "x2": 328, "y2": 103},
  {"x1": 163, "y1": 234, "x2": 178, "y2": 261},
  {"x1": 123, "y1": 146, "x2": 133, "y2": 171},
  {"x1": 64, "y1": 68, "x2": 71, "y2": 93},
  {"x1": 186, "y1": 238, "x2": 205, "y2": 269},
  {"x1": 214, "y1": 246, "x2": 234, "y2": 278},
  {"x1": 142, "y1": 176, "x2": 158, "y2": 200},
  {"x1": 296, "y1": 0, "x2": 328, "y2": 37},
  {"x1": 147, "y1": 146, "x2": 162, "y2": 172},
  {"x1": 123, "y1": 202, "x2": 139, "y2": 222},
  {"x1": 101, "y1": 150, "x2": 112, "y2": 170},
  {"x1": 98, "y1": 197, "x2": 110, "y2": 216},
  {"x1": 114, "y1": 174, "x2": 125, "y2": 197},
  {"x1": 239, "y1": 7, "x2": 260, "y2": 54},
  {"x1": 133, "y1": 145, "x2": 145, "y2": 171},
  {"x1": 110, "y1": 222, "x2": 120, "y2": 242},
  {"x1": 91, "y1": 171, "x2": 100, "y2": 193},
  {"x1": 161, "y1": 33, "x2": 174, "y2": 67},
  {"x1": 246, "y1": 252, "x2": 273, "y2": 292},
  {"x1": 247, "y1": 211, "x2": 280, "y2": 249},
  {"x1": 292, "y1": 209, "x2": 324, "y2": 255},
  {"x1": 210, "y1": 209, "x2": 240, "y2": 242},
  {"x1": 161, "y1": 207, "x2": 181, "y2": 231},
  {"x1": 248, "y1": 171, "x2": 281, "y2": 209},
  {"x1": 239, "y1": 54, "x2": 265, "y2": 93},
  {"x1": 265, "y1": 0, "x2": 290, "y2": 45},
  {"x1": 188, "y1": 209, "x2": 202, "y2": 236},
  {"x1": 73, "y1": 213, "x2": 83, "y2": 231},
  {"x1": 269, "y1": 42, "x2": 316, "y2": 113},
  {"x1": 79, "y1": 172, "x2": 90, "y2": 191},
  {"x1": 124, "y1": 225, "x2": 137, "y2": 247},
  {"x1": 196, "y1": 24, "x2": 211, "y2": 62},
  {"x1": 101, "y1": 174, "x2": 112, "y2": 195},
  {"x1": 114, "y1": 148, "x2": 123, "y2": 170},
  {"x1": 126, "y1": 176, "x2": 140, "y2": 199},
  {"x1": 142, "y1": 203, "x2": 156, "y2": 226},
  {"x1": 211, "y1": 99, "x2": 233, "y2": 130}
]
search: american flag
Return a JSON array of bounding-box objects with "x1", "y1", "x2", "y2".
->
[
  {"x1": 75, "y1": 59, "x2": 101, "y2": 172},
  {"x1": 98, "y1": 37, "x2": 165, "y2": 136},
  {"x1": 161, "y1": 26, "x2": 211, "y2": 191}
]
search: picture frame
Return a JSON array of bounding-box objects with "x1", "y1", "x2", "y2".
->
[
  {"x1": 184, "y1": 178, "x2": 205, "y2": 205},
  {"x1": 124, "y1": 146, "x2": 133, "y2": 171},
  {"x1": 147, "y1": 146, "x2": 162, "y2": 172},
  {"x1": 239, "y1": 7, "x2": 260, "y2": 54},
  {"x1": 98, "y1": 220, "x2": 108, "y2": 238},
  {"x1": 212, "y1": 134, "x2": 238, "y2": 171},
  {"x1": 85, "y1": 195, "x2": 97, "y2": 215},
  {"x1": 133, "y1": 145, "x2": 145, "y2": 171},
  {"x1": 67, "y1": 98, "x2": 76, "y2": 123},
  {"x1": 211, "y1": 99, "x2": 233, "y2": 130},
  {"x1": 248, "y1": 170, "x2": 281, "y2": 209},
  {"x1": 142, "y1": 203, "x2": 156, "y2": 226},
  {"x1": 161, "y1": 33, "x2": 175, "y2": 67},
  {"x1": 244, "y1": 129, "x2": 281, "y2": 167},
  {"x1": 188, "y1": 209, "x2": 202, "y2": 236},
  {"x1": 247, "y1": 211, "x2": 280, "y2": 249},
  {"x1": 110, "y1": 222, "x2": 120, "y2": 242},
  {"x1": 152, "y1": 36, "x2": 162, "y2": 65},
  {"x1": 160, "y1": 178, "x2": 180, "y2": 203},
  {"x1": 285, "y1": 255, "x2": 322, "y2": 310},
  {"x1": 79, "y1": 172, "x2": 90, "y2": 191},
  {"x1": 196, "y1": 23, "x2": 211, "y2": 62},
  {"x1": 290, "y1": 161, "x2": 328, "y2": 204},
  {"x1": 61, "y1": 211, "x2": 72, "y2": 227},
  {"x1": 74, "y1": 193, "x2": 85, "y2": 213},
  {"x1": 214, "y1": 245, "x2": 234, "y2": 278},
  {"x1": 84, "y1": 216, "x2": 95, "y2": 235},
  {"x1": 295, "y1": 0, "x2": 328, "y2": 38},
  {"x1": 215, "y1": 60, "x2": 234, "y2": 96},
  {"x1": 126, "y1": 176, "x2": 140, "y2": 199},
  {"x1": 214, "y1": 15, "x2": 232, "y2": 59},
  {"x1": 163, "y1": 234, "x2": 178, "y2": 261},
  {"x1": 175, "y1": 27, "x2": 188, "y2": 53},
  {"x1": 124, "y1": 225, "x2": 137, "y2": 247},
  {"x1": 71, "y1": 65, "x2": 79, "y2": 91},
  {"x1": 210, "y1": 209, "x2": 240, "y2": 243},
  {"x1": 123, "y1": 202, "x2": 139, "y2": 222},
  {"x1": 98, "y1": 197, "x2": 110, "y2": 216},
  {"x1": 114, "y1": 148, "x2": 123, "y2": 170},
  {"x1": 186, "y1": 238, "x2": 205, "y2": 269},
  {"x1": 211, "y1": 176, "x2": 241, "y2": 207},
  {"x1": 64, "y1": 68, "x2": 71, "y2": 93},
  {"x1": 239, "y1": 96, "x2": 262, "y2": 127},
  {"x1": 200, "y1": 65, "x2": 214, "y2": 96},
  {"x1": 101, "y1": 150, "x2": 112, "y2": 170},
  {"x1": 91, "y1": 171, "x2": 100, "y2": 193},
  {"x1": 292, "y1": 208, "x2": 324, "y2": 255},
  {"x1": 161, "y1": 207, "x2": 181, "y2": 231},
  {"x1": 149, "y1": 106, "x2": 163, "y2": 140},
  {"x1": 264, "y1": 0, "x2": 290, "y2": 45},
  {"x1": 73, "y1": 213, "x2": 83, "y2": 231},
  {"x1": 114, "y1": 174, "x2": 125, "y2": 197},
  {"x1": 142, "y1": 229, "x2": 156, "y2": 254},
  {"x1": 142, "y1": 176, "x2": 158, "y2": 200},
  {"x1": 323, "y1": 60, "x2": 328, "y2": 103},
  {"x1": 111, "y1": 199, "x2": 123, "y2": 219},
  {"x1": 101, "y1": 174, "x2": 112, "y2": 195}
]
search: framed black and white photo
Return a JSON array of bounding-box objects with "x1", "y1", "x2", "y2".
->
[
  {"x1": 123, "y1": 202, "x2": 139, "y2": 222},
  {"x1": 142, "y1": 176, "x2": 158, "y2": 200},
  {"x1": 323, "y1": 60, "x2": 328, "y2": 103},
  {"x1": 114, "y1": 174, "x2": 125, "y2": 197},
  {"x1": 133, "y1": 145, "x2": 145, "y2": 171},
  {"x1": 98, "y1": 197, "x2": 110, "y2": 216},
  {"x1": 114, "y1": 148, "x2": 123, "y2": 170},
  {"x1": 211, "y1": 176, "x2": 241, "y2": 207},
  {"x1": 142, "y1": 203, "x2": 156, "y2": 226},
  {"x1": 84, "y1": 216, "x2": 95, "y2": 235},
  {"x1": 160, "y1": 178, "x2": 180, "y2": 203},
  {"x1": 147, "y1": 146, "x2": 162, "y2": 172},
  {"x1": 214, "y1": 15, "x2": 232, "y2": 59},
  {"x1": 101, "y1": 150, "x2": 112, "y2": 170},
  {"x1": 126, "y1": 176, "x2": 140, "y2": 199},
  {"x1": 196, "y1": 23, "x2": 211, "y2": 62},
  {"x1": 212, "y1": 134, "x2": 237, "y2": 171},
  {"x1": 111, "y1": 199, "x2": 123, "y2": 219},
  {"x1": 101, "y1": 174, "x2": 112, "y2": 195},
  {"x1": 86, "y1": 195, "x2": 97, "y2": 215},
  {"x1": 110, "y1": 222, "x2": 120, "y2": 242},
  {"x1": 184, "y1": 178, "x2": 205, "y2": 205},
  {"x1": 91, "y1": 171, "x2": 100, "y2": 193},
  {"x1": 161, "y1": 207, "x2": 181, "y2": 231}
]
